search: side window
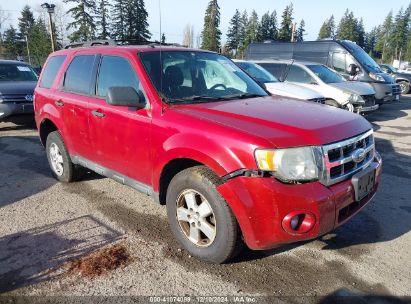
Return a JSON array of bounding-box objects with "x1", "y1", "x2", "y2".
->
[
  {"x1": 96, "y1": 56, "x2": 143, "y2": 98},
  {"x1": 260, "y1": 63, "x2": 287, "y2": 79},
  {"x1": 63, "y1": 55, "x2": 96, "y2": 94},
  {"x1": 286, "y1": 65, "x2": 315, "y2": 84},
  {"x1": 332, "y1": 53, "x2": 346, "y2": 73},
  {"x1": 40, "y1": 55, "x2": 66, "y2": 89}
]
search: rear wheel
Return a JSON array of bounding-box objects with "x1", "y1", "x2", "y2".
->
[
  {"x1": 398, "y1": 81, "x2": 410, "y2": 95},
  {"x1": 46, "y1": 131, "x2": 86, "y2": 182},
  {"x1": 166, "y1": 166, "x2": 243, "y2": 263}
]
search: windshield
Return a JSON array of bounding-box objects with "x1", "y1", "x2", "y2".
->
[
  {"x1": 307, "y1": 64, "x2": 346, "y2": 84},
  {"x1": 342, "y1": 41, "x2": 382, "y2": 73},
  {"x1": 0, "y1": 63, "x2": 38, "y2": 82},
  {"x1": 139, "y1": 51, "x2": 267, "y2": 104},
  {"x1": 235, "y1": 61, "x2": 278, "y2": 83}
]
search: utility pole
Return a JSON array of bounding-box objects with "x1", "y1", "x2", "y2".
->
[
  {"x1": 41, "y1": 3, "x2": 56, "y2": 52},
  {"x1": 25, "y1": 35, "x2": 31, "y2": 65},
  {"x1": 291, "y1": 22, "x2": 297, "y2": 42}
]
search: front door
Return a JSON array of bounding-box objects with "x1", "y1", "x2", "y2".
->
[{"x1": 88, "y1": 55, "x2": 152, "y2": 186}]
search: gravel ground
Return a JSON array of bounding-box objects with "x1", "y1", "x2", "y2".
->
[{"x1": 0, "y1": 98, "x2": 410, "y2": 303}]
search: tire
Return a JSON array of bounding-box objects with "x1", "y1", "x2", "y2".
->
[
  {"x1": 324, "y1": 99, "x2": 341, "y2": 108},
  {"x1": 166, "y1": 166, "x2": 243, "y2": 264},
  {"x1": 46, "y1": 131, "x2": 86, "y2": 182},
  {"x1": 398, "y1": 81, "x2": 410, "y2": 95}
]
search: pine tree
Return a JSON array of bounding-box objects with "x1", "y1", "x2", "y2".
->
[
  {"x1": 364, "y1": 27, "x2": 378, "y2": 56},
  {"x1": 296, "y1": 20, "x2": 305, "y2": 42},
  {"x1": 336, "y1": 10, "x2": 359, "y2": 43},
  {"x1": 201, "y1": 0, "x2": 222, "y2": 52},
  {"x1": 269, "y1": 11, "x2": 278, "y2": 40},
  {"x1": 356, "y1": 18, "x2": 365, "y2": 48},
  {"x1": 3, "y1": 25, "x2": 21, "y2": 59},
  {"x1": 389, "y1": 6, "x2": 411, "y2": 61},
  {"x1": 375, "y1": 11, "x2": 393, "y2": 62},
  {"x1": 237, "y1": 10, "x2": 249, "y2": 58},
  {"x1": 65, "y1": 0, "x2": 97, "y2": 42},
  {"x1": 318, "y1": 15, "x2": 335, "y2": 39},
  {"x1": 278, "y1": 3, "x2": 294, "y2": 42},
  {"x1": 96, "y1": 0, "x2": 110, "y2": 39},
  {"x1": 111, "y1": 0, "x2": 126, "y2": 40},
  {"x1": 226, "y1": 9, "x2": 242, "y2": 53},
  {"x1": 18, "y1": 5, "x2": 35, "y2": 39},
  {"x1": 244, "y1": 10, "x2": 259, "y2": 46},
  {"x1": 257, "y1": 11, "x2": 277, "y2": 42},
  {"x1": 124, "y1": 0, "x2": 151, "y2": 43},
  {"x1": 29, "y1": 18, "x2": 53, "y2": 66}
]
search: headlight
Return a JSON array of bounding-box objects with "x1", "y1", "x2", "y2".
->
[
  {"x1": 255, "y1": 147, "x2": 323, "y2": 182},
  {"x1": 348, "y1": 93, "x2": 364, "y2": 104},
  {"x1": 369, "y1": 72, "x2": 385, "y2": 82}
]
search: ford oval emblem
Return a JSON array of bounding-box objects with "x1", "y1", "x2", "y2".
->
[
  {"x1": 352, "y1": 148, "x2": 366, "y2": 163},
  {"x1": 25, "y1": 95, "x2": 33, "y2": 102}
]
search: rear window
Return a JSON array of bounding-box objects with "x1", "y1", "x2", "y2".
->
[
  {"x1": 40, "y1": 55, "x2": 66, "y2": 88},
  {"x1": 63, "y1": 55, "x2": 97, "y2": 94}
]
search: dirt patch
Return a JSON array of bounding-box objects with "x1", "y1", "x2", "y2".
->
[{"x1": 65, "y1": 243, "x2": 134, "y2": 278}]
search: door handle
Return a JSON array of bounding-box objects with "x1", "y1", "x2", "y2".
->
[
  {"x1": 55, "y1": 100, "x2": 64, "y2": 107},
  {"x1": 91, "y1": 110, "x2": 105, "y2": 118}
]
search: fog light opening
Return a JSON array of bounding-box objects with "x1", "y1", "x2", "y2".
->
[{"x1": 282, "y1": 212, "x2": 316, "y2": 235}]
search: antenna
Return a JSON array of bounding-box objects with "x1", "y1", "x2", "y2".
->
[{"x1": 159, "y1": 0, "x2": 166, "y2": 110}]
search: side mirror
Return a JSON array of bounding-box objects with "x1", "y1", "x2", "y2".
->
[
  {"x1": 106, "y1": 87, "x2": 145, "y2": 109},
  {"x1": 348, "y1": 64, "x2": 360, "y2": 76}
]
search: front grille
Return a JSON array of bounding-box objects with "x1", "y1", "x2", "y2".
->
[
  {"x1": 392, "y1": 84, "x2": 401, "y2": 96},
  {"x1": 321, "y1": 130, "x2": 375, "y2": 186},
  {"x1": 308, "y1": 97, "x2": 326, "y2": 104},
  {"x1": 0, "y1": 94, "x2": 33, "y2": 104},
  {"x1": 361, "y1": 95, "x2": 376, "y2": 107}
]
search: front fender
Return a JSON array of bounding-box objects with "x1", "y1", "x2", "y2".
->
[{"x1": 152, "y1": 133, "x2": 257, "y2": 192}]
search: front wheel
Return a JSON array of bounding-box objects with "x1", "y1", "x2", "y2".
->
[
  {"x1": 166, "y1": 166, "x2": 243, "y2": 263},
  {"x1": 398, "y1": 81, "x2": 410, "y2": 95}
]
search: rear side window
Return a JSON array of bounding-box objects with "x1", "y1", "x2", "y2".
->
[
  {"x1": 96, "y1": 56, "x2": 140, "y2": 97},
  {"x1": 40, "y1": 55, "x2": 66, "y2": 88},
  {"x1": 64, "y1": 55, "x2": 97, "y2": 94}
]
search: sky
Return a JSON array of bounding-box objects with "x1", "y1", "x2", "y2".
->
[{"x1": 1, "y1": 0, "x2": 411, "y2": 44}]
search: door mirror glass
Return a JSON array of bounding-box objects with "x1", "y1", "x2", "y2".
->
[
  {"x1": 348, "y1": 64, "x2": 360, "y2": 76},
  {"x1": 106, "y1": 87, "x2": 145, "y2": 109}
]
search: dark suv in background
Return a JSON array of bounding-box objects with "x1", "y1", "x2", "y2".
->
[
  {"x1": 0, "y1": 60, "x2": 38, "y2": 124},
  {"x1": 380, "y1": 64, "x2": 411, "y2": 95}
]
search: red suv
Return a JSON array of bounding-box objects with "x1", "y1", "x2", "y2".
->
[{"x1": 34, "y1": 43, "x2": 382, "y2": 263}]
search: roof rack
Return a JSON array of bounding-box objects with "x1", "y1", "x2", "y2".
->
[
  {"x1": 64, "y1": 39, "x2": 182, "y2": 49},
  {"x1": 64, "y1": 39, "x2": 117, "y2": 49}
]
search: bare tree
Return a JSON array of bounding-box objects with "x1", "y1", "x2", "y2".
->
[
  {"x1": 0, "y1": 6, "x2": 11, "y2": 35},
  {"x1": 182, "y1": 23, "x2": 194, "y2": 48}
]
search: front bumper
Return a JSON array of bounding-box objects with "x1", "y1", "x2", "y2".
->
[
  {"x1": 371, "y1": 82, "x2": 400, "y2": 104},
  {"x1": 358, "y1": 104, "x2": 379, "y2": 113},
  {"x1": 0, "y1": 103, "x2": 34, "y2": 121},
  {"x1": 217, "y1": 155, "x2": 382, "y2": 250}
]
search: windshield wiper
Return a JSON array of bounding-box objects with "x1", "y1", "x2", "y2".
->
[
  {"x1": 226, "y1": 93, "x2": 266, "y2": 99},
  {"x1": 170, "y1": 96, "x2": 229, "y2": 104}
]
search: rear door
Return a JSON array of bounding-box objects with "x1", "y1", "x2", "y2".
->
[
  {"x1": 88, "y1": 54, "x2": 152, "y2": 186},
  {"x1": 53, "y1": 54, "x2": 100, "y2": 160}
]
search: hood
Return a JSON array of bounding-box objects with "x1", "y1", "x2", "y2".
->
[
  {"x1": 172, "y1": 96, "x2": 371, "y2": 148},
  {"x1": 328, "y1": 81, "x2": 375, "y2": 95},
  {"x1": 0, "y1": 81, "x2": 37, "y2": 95},
  {"x1": 265, "y1": 82, "x2": 323, "y2": 100},
  {"x1": 395, "y1": 72, "x2": 411, "y2": 80},
  {"x1": 379, "y1": 73, "x2": 395, "y2": 84}
]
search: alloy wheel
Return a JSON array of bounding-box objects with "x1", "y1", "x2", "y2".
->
[
  {"x1": 49, "y1": 142, "x2": 64, "y2": 176},
  {"x1": 176, "y1": 189, "x2": 216, "y2": 247}
]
